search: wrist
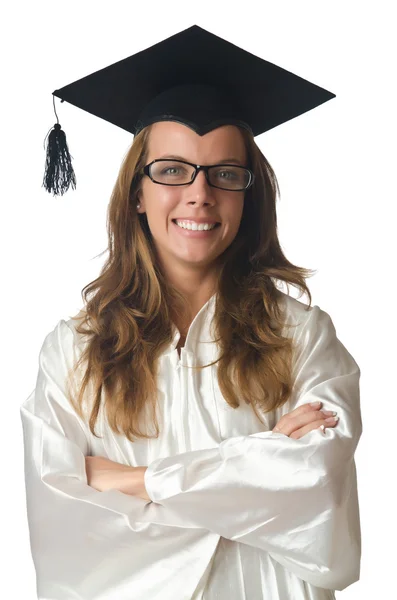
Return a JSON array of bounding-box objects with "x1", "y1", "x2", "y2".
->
[
  {"x1": 122, "y1": 466, "x2": 149, "y2": 499},
  {"x1": 117, "y1": 465, "x2": 140, "y2": 496}
]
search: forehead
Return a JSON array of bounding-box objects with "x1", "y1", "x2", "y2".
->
[{"x1": 147, "y1": 121, "x2": 247, "y2": 161}]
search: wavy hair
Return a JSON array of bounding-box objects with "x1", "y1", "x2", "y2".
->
[{"x1": 66, "y1": 124, "x2": 316, "y2": 442}]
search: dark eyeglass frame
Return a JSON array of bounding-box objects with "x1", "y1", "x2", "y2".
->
[{"x1": 142, "y1": 159, "x2": 255, "y2": 192}]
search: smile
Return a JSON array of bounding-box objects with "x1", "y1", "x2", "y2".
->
[{"x1": 172, "y1": 220, "x2": 221, "y2": 237}]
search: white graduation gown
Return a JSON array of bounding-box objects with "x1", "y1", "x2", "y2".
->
[{"x1": 20, "y1": 291, "x2": 362, "y2": 600}]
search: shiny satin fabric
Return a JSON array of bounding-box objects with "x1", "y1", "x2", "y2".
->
[{"x1": 20, "y1": 292, "x2": 361, "y2": 599}]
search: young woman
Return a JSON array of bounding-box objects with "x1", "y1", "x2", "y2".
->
[{"x1": 21, "y1": 25, "x2": 361, "y2": 600}]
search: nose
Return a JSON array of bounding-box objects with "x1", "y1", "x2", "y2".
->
[{"x1": 185, "y1": 169, "x2": 213, "y2": 204}]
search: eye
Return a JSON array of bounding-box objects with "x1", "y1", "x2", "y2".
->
[
  {"x1": 158, "y1": 162, "x2": 190, "y2": 175},
  {"x1": 214, "y1": 168, "x2": 238, "y2": 180},
  {"x1": 162, "y1": 166, "x2": 182, "y2": 175}
]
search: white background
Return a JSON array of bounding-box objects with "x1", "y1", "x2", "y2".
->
[{"x1": 2, "y1": 0, "x2": 395, "y2": 598}]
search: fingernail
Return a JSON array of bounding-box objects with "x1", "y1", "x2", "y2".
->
[
  {"x1": 325, "y1": 416, "x2": 339, "y2": 423},
  {"x1": 319, "y1": 425, "x2": 326, "y2": 435},
  {"x1": 310, "y1": 401, "x2": 321, "y2": 407}
]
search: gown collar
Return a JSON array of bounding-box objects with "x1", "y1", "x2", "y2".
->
[{"x1": 170, "y1": 292, "x2": 217, "y2": 359}]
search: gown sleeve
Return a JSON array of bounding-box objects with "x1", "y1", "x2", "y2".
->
[
  {"x1": 144, "y1": 305, "x2": 362, "y2": 591},
  {"x1": 20, "y1": 320, "x2": 219, "y2": 600}
]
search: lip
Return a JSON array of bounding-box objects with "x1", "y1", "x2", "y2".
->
[
  {"x1": 172, "y1": 218, "x2": 221, "y2": 224},
  {"x1": 172, "y1": 220, "x2": 220, "y2": 237}
]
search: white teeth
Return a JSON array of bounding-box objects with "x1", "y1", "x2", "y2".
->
[{"x1": 175, "y1": 220, "x2": 217, "y2": 231}]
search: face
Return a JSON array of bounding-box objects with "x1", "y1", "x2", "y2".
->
[{"x1": 137, "y1": 121, "x2": 247, "y2": 276}]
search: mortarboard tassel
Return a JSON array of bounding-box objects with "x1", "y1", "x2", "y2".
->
[{"x1": 42, "y1": 97, "x2": 76, "y2": 196}]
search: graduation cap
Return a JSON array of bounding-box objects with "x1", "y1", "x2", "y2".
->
[{"x1": 43, "y1": 24, "x2": 335, "y2": 196}]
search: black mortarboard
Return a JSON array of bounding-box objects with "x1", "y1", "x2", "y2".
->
[{"x1": 43, "y1": 24, "x2": 335, "y2": 196}]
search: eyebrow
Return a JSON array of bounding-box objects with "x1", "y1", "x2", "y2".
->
[{"x1": 157, "y1": 154, "x2": 245, "y2": 165}]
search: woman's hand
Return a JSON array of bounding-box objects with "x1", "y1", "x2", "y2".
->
[
  {"x1": 272, "y1": 401, "x2": 339, "y2": 439},
  {"x1": 85, "y1": 456, "x2": 152, "y2": 501}
]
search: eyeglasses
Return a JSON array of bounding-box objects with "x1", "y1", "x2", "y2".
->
[{"x1": 142, "y1": 159, "x2": 255, "y2": 191}]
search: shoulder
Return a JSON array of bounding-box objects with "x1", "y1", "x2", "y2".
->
[
  {"x1": 22, "y1": 315, "x2": 91, "y2": 433},
  {"x1": 276, "y1": 290, "x2": 334, "y2": 341},
  {"x1": 277, "y1": 291, "x2": 359, "y2": 374},
  {"x1": 277, "y1": 289, "x2": 316, "y2": 326},
  {"x1": 41, "y1": 310, "x2": 88, "y2": 367}
]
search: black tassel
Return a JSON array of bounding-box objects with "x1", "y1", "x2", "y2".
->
[{"x1": 42, "y1": 122, "x2": 76, "y2": 196}]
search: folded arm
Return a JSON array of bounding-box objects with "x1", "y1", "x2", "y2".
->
[
  {"x1": 20, "y1": 321, "x2": 219, "y2": 600},
  {"x1": 144, "y1": 306, "x2": 362, "y2": 591}
]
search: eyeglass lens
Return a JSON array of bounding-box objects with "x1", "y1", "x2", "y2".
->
[{"x1": 149, "y1": 160, "x2": 251, "y2": 190}]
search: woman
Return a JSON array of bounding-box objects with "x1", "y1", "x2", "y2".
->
[{"x1": 21, "y1": 25, "x2": 361, "y2": 600}]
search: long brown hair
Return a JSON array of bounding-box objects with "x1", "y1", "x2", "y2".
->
[{"x1": 66, "y1": 124, "x2": 315, "y2": 442}]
